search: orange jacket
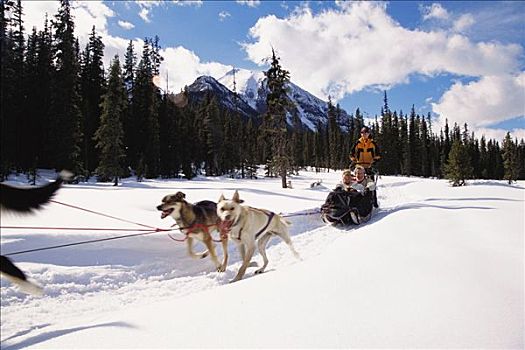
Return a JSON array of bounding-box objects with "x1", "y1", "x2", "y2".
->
[{"x1": 350, "y1": 137, "x2": 380, "y2": 168}]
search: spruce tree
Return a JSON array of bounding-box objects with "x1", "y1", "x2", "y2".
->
[
  {"x1": 23, "y1": 26, "x2": 39, "y2": 174},
  {"x1": 94, "y1": 55, "x2": 126, "y2": 185},
  {"x1": 11, "y1": 0, "x2": 25, "y2": 172},
  {"x1": 0, "y1": 0, "x2": 16, "y2": 178},
  {"x1": 122, "y1": 40, "x2": 137, "y2": 168},
  {"x1": 80, "y1": 25, "x2": 105, "y2": 177},
  {"x1": 263, "y1": 49, "x2": 291, "y2": 188},
  {"x1": 203, "y1": 97, "x2": 223, "y2": 175},
  {"x1": 444, "y1": 139, "x2": 473, "y2": 186},
  {"x1": 132, "y1": 39, "x2": 161, "y2": 178},
  {"x1": 502, "y1": 132, "x2": 520, "y2": 184},
  {"x1": 518, "y1": 139, "x2": 525, "y2": 180},
  {"x1": 327, "y1": 96, "x2": 339, "y2": 170},
  {"x1": 35, "y1": 16, "x2": 54, "y2": 168},
  {"x1": 51, "y1": 0, "x2": 84, "y2": 174}
]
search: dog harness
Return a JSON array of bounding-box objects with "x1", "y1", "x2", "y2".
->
[{"x1": 228, "y1": 210, "x2": 275, "y2": 240}]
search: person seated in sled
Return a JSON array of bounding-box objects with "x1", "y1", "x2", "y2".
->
[
  {"x1": 321, "y1": 167, "x2": 375, "y2": 225},
  {"x1": 334, "y1": 169, "x2": 355, "y2": 191},
  {"x1": 350, "y1": 126, "x2": 380, "y2": 207},
  {"x1": 348, "y1": 165, "x2": 376, "y2": 224}
]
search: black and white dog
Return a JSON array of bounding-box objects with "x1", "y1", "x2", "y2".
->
[{"x1": 1, "y1": 171, "x2": 70, "y2": 294}]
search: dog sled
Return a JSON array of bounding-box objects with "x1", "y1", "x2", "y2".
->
[{"x1": 321, "y1": 167, "x2": 379, "y2": 226}]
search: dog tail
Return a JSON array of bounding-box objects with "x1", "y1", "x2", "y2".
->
[
  {"x1": 0, "y1": 256, "x2": 43, "y2": 295},
  {"x1": 0, "y1": 170, "x2": 72, "y2": 213}
]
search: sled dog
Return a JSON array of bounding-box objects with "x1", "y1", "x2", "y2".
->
[
  {"x1": 157, "y1": 191, "x2": 228, "y2": 272},
  {"x1": 0, "y1": 171, "x2": 70, "y2": 295},
  {"x1": 216, "y1": 190, "x2": 300, "y2": 283},
  {"x1": 0, "y1": 172, "x2": 68, "y2": 213}
]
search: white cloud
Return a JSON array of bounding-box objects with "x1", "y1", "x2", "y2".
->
[
  {"x1": 135, "y1": 1, "x2": 163, "y2": 22},
  {"x1": 172, "y1": 0, "x2": 203, "y2": 7},
  {"x1": 118, "y1": 20, "x2": 135, "y2": 30},
  {"x1": 22, "y1": 1, "x2": 61, "y2": 32},
  {"x1": 243, "y1": 2, "x2": 522, "y2": 99},
  {"x1": 219, "y1": 11, "x2": 231, "y2": 21},
  {"x1": 23, "y1": 1, "x2": 115, "y2": 48},
  {"x1": 236, "y1": 0, "x2": 261, "y2": 8},
  {"x1": 135, "y1": 1, "x2": 162, "y2": 9},
  {"x1": 453, "y1": 13, "x2": 475, "y2": 32},
  {"x1": 432, "y1": 73, "x2": 525, "y2": 131},
  {"x1": 157, "y1": 47, "x2": 233, "y2": 94},
  {"x1": 421, "y1": 3, "x2": 450, "y2": 21},
  {"x1": 242, "y1": 2, "x2": 524, "y2": 136},
  {"x1": 139, "y1": 8, "x2": 151, "y2": 22},
  {"x1": 474, "y1": 127, "x2": 525, "y2": 142},
  {"x1": 22, "y1": 1, "x2": 142, "y2": 69}
]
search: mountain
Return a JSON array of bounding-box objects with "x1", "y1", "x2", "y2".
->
[
  {"x1": 219, "y1": 68, "x2": 352, "y2": 131},
  {"x1": 185, "y1": 75, "x2": 259, "y2": 118},
  {"x1": 185, "y1": 69, "x2": 350, "y2": 131}
]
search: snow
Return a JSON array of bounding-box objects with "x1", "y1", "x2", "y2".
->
[{"x1": 1, "y1": 170, "x2": 523, "y2": 349}]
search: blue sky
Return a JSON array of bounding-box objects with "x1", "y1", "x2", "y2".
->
[{"x1": 22, "y1": 1, "x2": 525, "y2": 140}]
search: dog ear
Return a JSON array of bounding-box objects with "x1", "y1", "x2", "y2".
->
[
  {"x1": 232, "y1": 190, "x2": 244, "y2": 203},
  {"x1": 218, "y1": 194, "x2": 225, "y2": 202},
  {"x1": 174, "y1": 192, "x2": 186, "y2": 201}
]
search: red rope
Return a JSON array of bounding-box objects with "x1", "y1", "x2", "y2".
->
[
  {"x1": 49, "y1": 200, "x2": 157, "y2": 229},
  {"x1": 168, "y1": 222, "x2": 230, "y2": 243},
  {"x1": 1, "y1": 226, "x2": 159, "y2": 232}
]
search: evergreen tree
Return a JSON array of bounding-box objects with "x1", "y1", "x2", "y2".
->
[
  {"x1": 158, "y1": 92, "x2": 182, "y2": 178},
  {"x1": 23, "y1": 26, "x2": 40, "y2": 173},
  {"x1": 149, "y1": 35, "x2": 163, "y2": 75},
  {"x1": 518, "y1": 139, "x2": 525, "y2": 180},
  {"x1": 132, "y1": 39, "x2": 161, "y2": 178},
  {"x1": 263, "y1": 48, "x2": 291, "y2": 188},
  {"x1": 444, "y1": 139, "x2": 473, "y2": 186},
  {"x1": 419, "y1": 115, "x2": 430, "y2": 176},
  {"x1": 51, "y1": 0, "x2": 84, "y2": 174},
  {"x1": 80, "y1": 25, "x2": 105, "y2": 177},
  {"x1": 11, "y1": 0, "x2": 25, "y2": 171},
  {"x1": 502, "y1": 132, "x2": 520, "y2": 184},
  {"x1": 479, "y1": 136, "x2": 489, "y2": 179},
  {"x1": 35, "y1": 16, "x2": 54, "y2": 168},
  {"x1": 203, "y1": 96, "x2": 223, "y2": 175},
  {"x1": 327, "y1": 96, "x2": 339, "y2": 170},
  {"x1": 0, "y1": 0, "x2": 16, "y2": 178},
  {"x1": 122, "y1": 39, "x2": 137, "y2": 168},
  {"x1": 94, "y1": 55, "x2": 126, "y2": 185},
  {"x1": 243, "y1": 118, "x2": 259, "y2": 179},
  {"x1": 399, "y1": 111, "x2": 410, "y2": 175}
]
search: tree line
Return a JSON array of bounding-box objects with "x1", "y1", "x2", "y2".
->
[{"x1": 1, "y1": 0, "x2": 523, "y2": 186}]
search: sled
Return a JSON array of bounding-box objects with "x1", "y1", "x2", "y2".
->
[{"x1": 321, "y1": 169, "x2": 379, "y2": 226}]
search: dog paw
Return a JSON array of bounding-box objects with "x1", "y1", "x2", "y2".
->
[
  {"x1": 254, "y1": 268, "x2": 265, "y2": 275},
  {"x1": 217, "y1": 265, "x2": 226, "y2": 272}
]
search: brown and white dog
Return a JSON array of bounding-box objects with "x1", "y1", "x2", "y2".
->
[
  {"x1": 157, "y1": 192, "x2": 228, "y2": 272},
  {"x1": 1, "y1": 171, "x2": 71, "y2": 294},
  {"x1": 217, "y1": 190, "x2": 300, "y2": 283}
]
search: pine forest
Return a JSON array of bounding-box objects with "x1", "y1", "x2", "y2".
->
[{"x1": 1, "y1": 0, "x2": 523, "y2": 186}]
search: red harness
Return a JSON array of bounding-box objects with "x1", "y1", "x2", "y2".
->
[{"x1": 169, "y1": 222, "x2": 230, "y2": 242}]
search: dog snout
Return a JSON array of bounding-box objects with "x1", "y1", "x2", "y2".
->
[{"x1": 156, "y1": 204, "x2": 164, "y2": 211}]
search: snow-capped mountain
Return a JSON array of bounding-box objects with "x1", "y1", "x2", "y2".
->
[
  {"x1": 186, "y1": 69, "x2": 350, "y2": 131},
  {"x1": 185, "y1": 75, "x2": 259, "y2": 118}
]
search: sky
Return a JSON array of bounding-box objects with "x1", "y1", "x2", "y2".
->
[
  {"x1": 20, "y1": 0, "x2": 525, "y2": 140},
  {"x1": 1, "y1": 170, "x2": 523, "y2": 348}
]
